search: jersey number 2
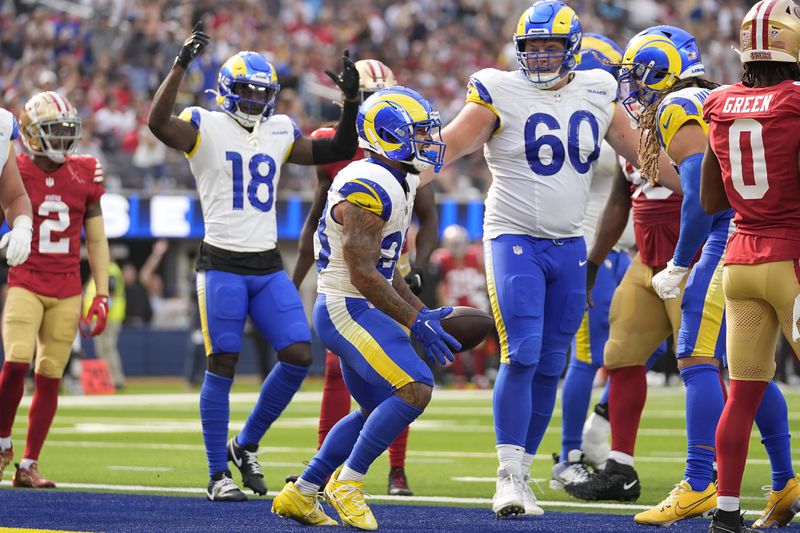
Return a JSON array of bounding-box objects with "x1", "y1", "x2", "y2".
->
[
  {"x1": 728, "y1": 118, "x2": 768, "y2": 200},
  {"x1": 39, "y1": 200, "x2": 70, "y2": 254},
  {"x1": 524, "y1": 111, "x2": 600, "y2": 176},
  {"x1": 226, "y1": 152, "x2": 276, "y2": 212}
]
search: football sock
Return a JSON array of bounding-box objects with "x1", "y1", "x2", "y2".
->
[
  {"x1": 560, "y1": 359, "x2": 596, "y2": 461},
  {"x1": 318, "y1": 351, "x2": 351, "y2": 448},
  {"x1": 200, "y1": 371, "x2": 233, "y2": 477},
  {"x1": 388, "y1": 426, "x2": 409, "y2": 468},
  {"x1": 294, "y1": 477, "x2": 320, "y2": 495},
  {"x1": 716, "y1": 379, "x2": 768, "y2": 500},
  {"x1": 497, "y1": 444, "x2": 524, "y2": 475},
  {"x1": 754, "y1": 380, "x2": 795, "y2": 491},
  {"x1": 680, "y1": 364, "x2": 723, "y2": 491},
  {"x1": 303, "y1": 409, "x2": 366, "y2": 486},
  {"x1": 345, "y1": 395, "x2": 422, "y2": 476},
  {"x1": 608, "y1": 365, "x2": 646, "y2": 457},
  {"x1": 526, "y1": 367, "x2": 561, "y2": 456},
  {"x1": 0, "y1": 437, "x2": 11, "y2": 450},
  {"x1": 0, "y1": 362, "x2": 30, "y2": 437},
  {"x1": 493, "y1": 363, "x2": 536, "y2": 446},
  {"x1": 717, "y1": 496, "x2": 740, "y2": 513},
  {"x1": 237, "y1": 362, "x2": 308, "y2": 447},
  {"x1": 338, "y1": 464, "x2": 365, "y2": 483},
  {"x1": 522, "y1": 452, "x2": 535, "y2": 474},
  {"x1": 19, "y1": 458, "x2": 36, "y2": 470},
  {"x1": 608, "y1": 450, "x2": 634, "y2": 467},
  {"x1": 23, "y1": 374, "x2": 60, "y2": 462}
]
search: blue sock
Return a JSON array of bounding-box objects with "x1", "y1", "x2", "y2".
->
[
  {"x1": 527, "y1": 369, "x2": 561, "y2": 455},
  {"x1": 303, "y1": 410, "x2": 366, "y2": 486},
  {"x1": 200, "y1": 371, "x2": 233, "y2": 477},
  {"x1": 680, "y1": 364, "x2": 723, "y2": 491},
  {"x1": 755, "y1": 380, "x2": 795, "y2": 491},
  {"x1": 599, "y1": 380, "x2": 610, "y2": 406},
  {"x1": 494, "y1": 363, "x2": 536, "y2": 446},
  {"x1": 236, "y1": 362, "x2": 308, "y2": 447},
  {"x1": 345, "y1": 395, "x2": 422, "y2": 475},
  {"x1": 561, "y1": 360, "x2": 597, "y2": 461}
]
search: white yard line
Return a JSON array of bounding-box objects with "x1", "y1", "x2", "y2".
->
[
  {"x1": 108, "y1": 466, "x2": 173, "y2": 472},
  {"x1": 0, "y1": 479, "x2": 775, "y2": 517}
]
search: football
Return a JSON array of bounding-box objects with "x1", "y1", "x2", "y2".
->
[{"x1": 440, "y1": 306, "x2": 494, "y2": 353}]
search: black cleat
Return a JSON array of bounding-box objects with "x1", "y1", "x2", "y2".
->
[
  {"x1": 284, "y1": 474, "x2": 299, "y2": 484},
  {"x1": 227, "y1": 438, "x2": 267, "y2": 495},
  {"x1": 708, "y1": 509, "x2": 762, "y2": 532},
  {"x1": 388, "y1": 466, "x2": 413, "y2": 496},
  {"x1": 206, "y1": 470, "x2": 247, "y2": 502},
  {"x1": 564, "y1": 458, "x2": 640, "y2": 502},
  {"x1": 593, "y1": 402, "x2": 609, "y2": 421},
  {"x1": 285, "y1": 473, "x2": 326, "y2": 494}
]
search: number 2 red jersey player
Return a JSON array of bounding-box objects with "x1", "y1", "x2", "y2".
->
[
  {"x1": 291, "y1": 59, "x2": 439, "y2": 496},
  {"x1": 0, "y1": 92, "x2": 110, "y2": 488},
  {"x1": 702, "y1": 1, "x2": 800, "y2": 530}
]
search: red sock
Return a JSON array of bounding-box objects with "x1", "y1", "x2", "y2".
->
[
  {"x1": 388, "y1": 426, "x2": 409, "y2": 468},
  {"x1": 718, "y1": 371, "x2": 728, "y2": 403},
  {"x1": 608, "y1": 365, "x2": 647, "y2": 456},
  {"x1": 23, "y1": 374, "x2": 60, "y2": 461},
  {"x1": 318, "y1": 351, "x2": 351, "y2": 449},
  {"x1": 0, "y1": 362, "x2": 30, "y2": 437},
  {"x1": 716, "y1": 379, "x2": 768, "y2": 498}
]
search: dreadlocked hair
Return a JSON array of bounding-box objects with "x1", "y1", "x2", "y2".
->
[
  {"x1": 637, "y1": 77, "x2": 720, "y2": 185},
  {"x1": 742, "y1": 61, "x2": 800, "y2": 87}
]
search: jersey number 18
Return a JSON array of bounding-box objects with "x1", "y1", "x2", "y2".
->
[{"x1": 226, "y1": 151, "x2": 276, "y2": 212}]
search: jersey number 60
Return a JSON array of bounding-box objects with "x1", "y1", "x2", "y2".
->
[
  {"x1": 524, "y1": 111, "x2": 600, "y2": 176},
  {"x1": 226, "y1": 152, "x2": 276, "y2": 212}
]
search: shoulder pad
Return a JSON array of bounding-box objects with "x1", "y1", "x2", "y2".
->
[
  {"x1": 178, "y1": 107, "x2": 203, "y2": 130},
  {"x1": 656, "y1": 88, "x2": 710, "y2": 152},
  {"x1": 339, "y1": 177, "x2": 393, "y2": 221}
]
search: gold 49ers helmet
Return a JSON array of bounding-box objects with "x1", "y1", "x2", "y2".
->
[
  {"x1": 740, "y1": 0, "x2": 800, "y2": 63},
  {"x1": 19, "y1": 91, "x2": 82, "y2": 164},
  {"x1": 355, "y1": 59, "x2": 397, "y2": 101}
]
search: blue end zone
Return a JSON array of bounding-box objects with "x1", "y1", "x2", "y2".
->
[{"x1": 0, "y1": 489, "x2": 760, "y2": 532}]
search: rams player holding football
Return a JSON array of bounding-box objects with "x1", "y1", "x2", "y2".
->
[
  {"x1": 703, "y1": 0, "x2": 800, "y2": 529},
  {"x1": 430, "y1": 0, "x2": 679, "y2": 517},
  {"x1": 0, "y1": 92, "x2": 107, "y2": 489},
  {"x1": 272, "y1": 86, "x2": 458, "y2": 530},
  {"x1": 148, "y1": 22, "x2": 360, "y2": 501}
]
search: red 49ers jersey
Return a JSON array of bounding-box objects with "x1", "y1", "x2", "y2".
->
[
  {"x1": 432, "y1": 245, "x2": 488, "y2": 311},
  {"x1": 9, "y1": 154, "x2": 104, "y2": 297},
  {"x1": 311, "y1": 127, "x2": 365, "y2": 180},
  {"x1": 704, "y1": 80, "x2": 800, "y2": 264},
  {"x1": 619, "y1": 157, "x2": 682, "y2": 267}
]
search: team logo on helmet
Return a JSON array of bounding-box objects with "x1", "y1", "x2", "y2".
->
[
  {"x1": 740, "y1": 0, "x2": 800, "y2": 64},
  {"x1": 215, "y1": 51, "x2": 280, "y2": 127},
  {"x1": 19, "y1": 91, "x2": 82, "y2": 164}
]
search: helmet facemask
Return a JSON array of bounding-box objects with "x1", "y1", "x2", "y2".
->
[
  {"x1": 515, "y1": 36, "x2": 576, "y2": 88},
  {"x1": 228, "y1": 80, "x2": 279, "y2": 127},
  {"x1": 20, "y1": 92, "x2": 82, "y2": 164}
]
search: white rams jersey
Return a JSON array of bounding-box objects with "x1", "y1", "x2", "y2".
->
[
  {"x1": 179, "y1": 107, "x2": 301, "y2": 252},
  {"x1": 466, "y1": 68, "x2": 617, "y2": 240},
  {"x1": 0, "y1": 108, "x2": 18, "y2": 170},
  {"x1": 315, "y1": 158, "x2": 419, "y2": 298},
  {"x1": 584, "y1": 141, "x2": 635, "y2": 250}
]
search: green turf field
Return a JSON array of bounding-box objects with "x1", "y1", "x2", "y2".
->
[{"x1": 3, "y1": 378, "x2": 798, "y2": 518}]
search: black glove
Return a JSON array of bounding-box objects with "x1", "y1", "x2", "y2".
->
[
  {"x1": 324, "y1": 50, "x2": 360, "y2": 102},
  {"x1": 175, "y1": 21, "x2": 210, "y2": 69},
  {"x1": 586, "y1": 260, "x2": 599, "y2": 309},
  {"x1": 404, "y1": 268, "x2": 425, "y2": 295}
]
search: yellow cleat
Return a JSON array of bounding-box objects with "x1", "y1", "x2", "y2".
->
[
  {"x1": 752, "y1": 475, "x2": 800, "y2": 528},
  {"x1": 634, "y1": 480, "x2": 717, "y2": 526},
  {"x1": 324, "y1": 467, "x2": 378, "y2": 531},
  {"x1": 271, "y1": 481, "x2": 339, "y2": 526}
]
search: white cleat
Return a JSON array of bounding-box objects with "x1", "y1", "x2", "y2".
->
[
  {"x1": 521, "y1": 474, "x2": 544, "y2": 516},
  {"x1": 551, "y1": 449, "x2": 592, "y2": 490},
  {"x1": 492, "y1": 467, "x2": 525, "y2": 519},
  {"x1": 581, "y1": 410, "x2": 610, "y2": 471}
]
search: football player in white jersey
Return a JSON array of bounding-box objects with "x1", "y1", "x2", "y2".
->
[
  {"x1": 147, "y1": 22, "x2": 361, "y2": 502},
  {"x1": 0, "y1": 109, "x2": 33, "y2": 267},
  {"x1": 427, "y1": 0, "x2": 681, "y2": 518},
  {"x1": 272, "y1": 87, "x2": 458, "y2": 530}
]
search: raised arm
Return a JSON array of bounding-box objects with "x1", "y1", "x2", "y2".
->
[
  {"x1": 700, "y1": 141, "x2": 730, "y2": 214},
  {"x1": 147, "y1": 22, "x2": 209, "y2": 153},
  {"x1": 292, "y1": 166, "x2": 333, "y2": 287}
]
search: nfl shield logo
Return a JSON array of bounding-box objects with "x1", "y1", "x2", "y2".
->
[
  {"x1": 45, "y1": 177, "x2": 55, "y2": 188},
  {"x1": 513, "y1": 245, "x2": 523, "y2": 256}
]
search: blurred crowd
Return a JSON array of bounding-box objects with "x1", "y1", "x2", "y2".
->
[{"x1": 1, "y1": 0, "x2": 754, "y2": 196}]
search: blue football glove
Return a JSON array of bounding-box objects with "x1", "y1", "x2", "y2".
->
[{"x1": 410, "y1": 307, "x2": 461, "y2": 366}]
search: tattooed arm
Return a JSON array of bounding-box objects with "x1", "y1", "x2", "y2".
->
[
  {"x1": 392, "y1": 268, "x2": 425, "y2": 312},
  {"x1": 337, "y1": 201, "x2": 419, "y2": 327}
]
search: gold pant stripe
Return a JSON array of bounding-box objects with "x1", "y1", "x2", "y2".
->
[
  {"x1": 691, "y1": 254, "x2": 726, "y2": 357},
  {"x1": 196, "y1": 271, "x2": 213, "y2": 356},
  {"x1": 483, "y1": 242, "x2": 509, "y2": 364},
  {"x1": 575, "y1": 312, "x2": 592, "y2": 364},
  {"x1": 326, "y1": 295, "x2": 414, "y2": 389}
]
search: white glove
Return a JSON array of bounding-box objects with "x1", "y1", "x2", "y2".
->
[
  {"x1": 0, "y1": 215, "x2": 33, "y2": 266},
  {"x1": 652, "y1": 259, "x2": 688, "y2": 300}
]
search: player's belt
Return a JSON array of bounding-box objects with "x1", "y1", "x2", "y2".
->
[{"x1": 195, "y1": 241, "x2": 283, "y2": 276}]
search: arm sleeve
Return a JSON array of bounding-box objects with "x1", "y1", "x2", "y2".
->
[
  {"x1": 312, "y1": 99, "x2": 358, "y2": 164},
  {"x1": 673, "y1": 153, "x2": 713, "y2": 267}
]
